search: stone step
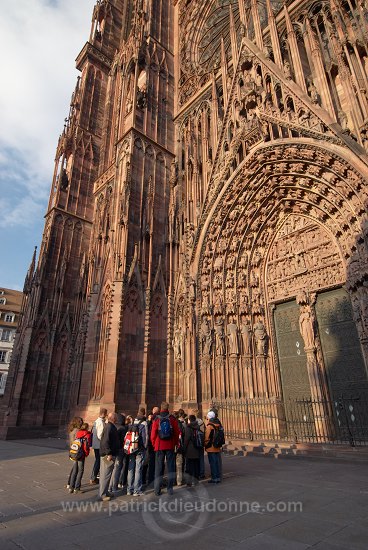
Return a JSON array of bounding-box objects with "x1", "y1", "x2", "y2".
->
[{"x1": 223, "y1": 439, "x2": 368, "y2": 462}]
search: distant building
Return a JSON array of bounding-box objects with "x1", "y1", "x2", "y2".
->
[{"x1": 0, "y1": 288, "x2": 23, "y2": 395}]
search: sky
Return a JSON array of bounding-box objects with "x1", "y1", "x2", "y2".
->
[{"x1": 0, "y1": 0, "x2": 95, "y2": 291}]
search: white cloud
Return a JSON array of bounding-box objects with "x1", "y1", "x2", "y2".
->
[{"x1": 0, "y1": 0, "x2": 95, "y2": 227}]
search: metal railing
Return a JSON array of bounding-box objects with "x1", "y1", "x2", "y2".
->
[{"x1": 212, "y1": 395, "x2": 368, "y2": 447}]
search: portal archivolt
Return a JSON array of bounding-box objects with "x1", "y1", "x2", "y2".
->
[{"x1": 194, "y1": 140, "x2": 368, "y2": 403}]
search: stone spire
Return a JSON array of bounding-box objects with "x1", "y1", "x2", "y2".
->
[
  {"x1": 23, "y1": 247, "x2": 37, "y2": 294},
  {"x1": 221, "y1": 36, "x2": 229, "y2": 108},
  {"x1": 283, "y1": 2, "x2": 307, "y2": 91},
  {"x1": 251, "y1": 0, "x2": 264, "y2": 50},
  {"x1": 265, "y1": 0, "x2": 282, "y2": 68},
  {"x1": 229, "y1": 4, "x2": 238, "y2": 67}
]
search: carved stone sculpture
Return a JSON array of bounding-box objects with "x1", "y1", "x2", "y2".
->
[
  {"x1": 173, "y1": 327, "x2": 183, "y2": 361},
  {"x1": 299, "y1": 305, "x2": 315, "y2": 349},
  {"x1": 254, "y1": 320, "x2": 268, "y2": 356},
  {"x1": 214, "y1": 318, "x2": 226, "y2": 356},
  {"x1": 201, "y1": 317, "x2": 213, "y2": 356},
  {"x1": 226, "y1": 318, "x2": 239, "y2": 356},
  {"x1": 240, "y1": 319, "x2": 252, "y2": 355}
]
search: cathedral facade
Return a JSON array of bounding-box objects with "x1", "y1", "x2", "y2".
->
[{"x1": 2, "y1": 0, "x2": 368, "y2": 442}]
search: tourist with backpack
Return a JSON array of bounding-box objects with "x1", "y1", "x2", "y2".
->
[
  {"x1": 109, "y1": 413, "x2": 127, "y2": 494},
  {"x1": 183, "y1": 414, "x2": 203, "y2": 486},
  {"x1": 209, "y1": 407, "x2": 224, "y2": 481},
  {"x1": 151, "y1": 401, "x2": 180, "y2": 496},
  {"x1": 67, "y1": 422, "x2": 92, "y2": 494},
  {"x1": 143, "y1": 407, "x2": 160, "y2": 488},
  {"x1": 99, "y1": 412, "x2": 120, "y2": 501},
  {"x1": 90, "y1": 407, "x2": 107, "y2": 485},
  {"x1": 66, "y1": 416, "x2": 83, "y2": 490},
  {"x1": 175, "y1": 410, "x2": 187, "y2": 486},
  {"x1": 124, "y1": 408, "x2": 148, "y2": 496},
  {"x1": 193, "y1": 408, "x2": 206, "y2": 479},
  {"x1": 204, "y1": 411, "x2": 225, "y2": 484}
]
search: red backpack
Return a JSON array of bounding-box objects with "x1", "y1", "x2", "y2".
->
[{"x1": 123, "y1": 422, "x2": 142, "y2": 454}]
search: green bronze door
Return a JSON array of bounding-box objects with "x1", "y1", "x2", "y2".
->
[
  {"x1": 274, "y1": 300, "x2": 316, "y2": 440},
  {"x1": 315, "y1": 288, "x2": 368, "y2": 400}
]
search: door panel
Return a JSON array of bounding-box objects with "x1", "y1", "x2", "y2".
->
[
  {"x1": 274, "y1": 300, "x2": 311, "y2": 400},
  {"x1": 315, "y1": 288, "x2": 368, "y2": 400}
]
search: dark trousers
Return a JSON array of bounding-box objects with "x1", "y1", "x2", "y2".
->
[
  {"x1": 185, "y1": 458, "x2": 200, "y2": 484},
  {"x1": 69, "y1": 459, "x2": 85, "y2": 490},
  {"x1": 119, "y1": 453, "x2": 129, "y2": 486},
  {"x1": 90, "y1": 448, "x2": 100, "y2": 481},
  {"x1": 154, "y1": 450, "x2": 175, "y2": 494},
  {"x1": 142, "y1": 448, "x2": 156, "y2": 486},
  {"x1": 208, "y1": 452, "x2": 221, "y2": 481},
  {"x1": 199, "y1": 448, "x2": 205, "y2": 477}
]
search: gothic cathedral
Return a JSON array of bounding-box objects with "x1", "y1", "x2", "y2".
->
[{"x1": 2, "y1": 0, "x2": 368, "y2": 442}]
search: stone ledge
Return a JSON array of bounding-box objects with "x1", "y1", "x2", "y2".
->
[
  {"x1": 223, "y1": 439, "x2": 368, "y2": 462},
  {"x1": 0, "y1": 425, "x2": 59, "y2": 440}
]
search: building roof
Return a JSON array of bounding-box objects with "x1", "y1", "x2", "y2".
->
[{"x1": 0, "y1": 288, "x2": 23, "y2": 328}]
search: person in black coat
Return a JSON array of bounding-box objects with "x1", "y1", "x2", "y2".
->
[
  {"x1": 99, "y1": 412, "x2": 120, "y2": 501},
  {"x1": 109, "y1": 414, "x2": 127, "y2": 493},
  {"x1": 183, "y1": 415, "x2": 201, "y2": 486}
]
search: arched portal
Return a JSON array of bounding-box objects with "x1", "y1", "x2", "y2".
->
[{"x1": 184, "y1": 139, "x2": 368, "y2": 441}]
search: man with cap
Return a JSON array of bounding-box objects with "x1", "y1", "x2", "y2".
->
[{"x1": 204, "y1": 411, "x2": 222, "y2": 483}]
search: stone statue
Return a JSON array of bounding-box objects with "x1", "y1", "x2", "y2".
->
[
  {"x1": 254, "y1": 320, "x2": 268, "y2": 355},
  {"x1": 283, "y1": 61, "x2": 292, "y2": 79},
  {"x1": 186, "y1": 223, "x2": 195, "y2": 248},
  {"x1": 189, "y1": 278, "x2": 196, "y2": 301},
  {"x1": 299, "y1": 306, "x2": 315, "y2": 349},
  {"x1": 308, "y1": 80, "x2": 319, "y2": 104},
  {"x1": 201, "y1": 317, "x2": 213, "y2": 356},
  {"x1": 214, "y1": 318, "x2": 226, "y2": 356},
  {"x1": 338, "y1": 110, "x2": 349, "y2": 132},
  {"x1": 240, "y1": 319, "x2": 252, "y2": 355},
  {"x1": 226, "y1": 318, "x2": 239, "y2": 356},
  {"x1": 170, "y1": 158, "x2": 178, "y2": 186},
  {"x1": 173, "y1": 327, "x2": 183, "y2": 360}
]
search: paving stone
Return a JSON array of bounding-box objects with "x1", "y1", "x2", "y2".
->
[
  {"x1": 230, "y1": 532, "x2": 310, "y2": 549},
  {"x1": 1, "y1": 439, "x2": 368, "y2": 549},
  {"x1": 323, "y1": 521, "x2": 368, "y2": 550},
  {"x1": 262, "y1": 514, "x2": 343, "y2": 546}
]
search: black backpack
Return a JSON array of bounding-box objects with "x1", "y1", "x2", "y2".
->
[
  {"x1": 212, "y1": 424, "x2": 225, "y2": 448},
  {"x1": 191, "y1": 427, "x2": 204, "y2": 449}
]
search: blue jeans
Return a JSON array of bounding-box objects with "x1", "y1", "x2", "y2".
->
[
  {"x1": 127, "y1": 451, "x2": 146, "y2": 494},
  {"x1": 69, "y1": 459, "x2": 85, "y2": 490},
  {"x1": 207, "y1": 452, "x2": 221, "y2": 481},
  {"x1": 154, "y1": 449, "x2": 175, "y2": 494}
]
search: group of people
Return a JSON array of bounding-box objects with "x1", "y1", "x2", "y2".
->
[{"x1": 66, "y1": 402, "x2": 224, "y2": 501}]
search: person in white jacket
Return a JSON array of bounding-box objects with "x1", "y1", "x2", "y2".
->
[{"x1": 90, "y1": 407, "x2": 107, "y2": 484}]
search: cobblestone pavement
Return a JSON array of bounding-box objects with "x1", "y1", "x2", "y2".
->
[{"x1": 0, "y1": 439, "x2": 367, "y2": 549}]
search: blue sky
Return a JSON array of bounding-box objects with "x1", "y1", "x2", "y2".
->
[{"x1": 0, "y1": 0, "x2": 95, "y2": 290}]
